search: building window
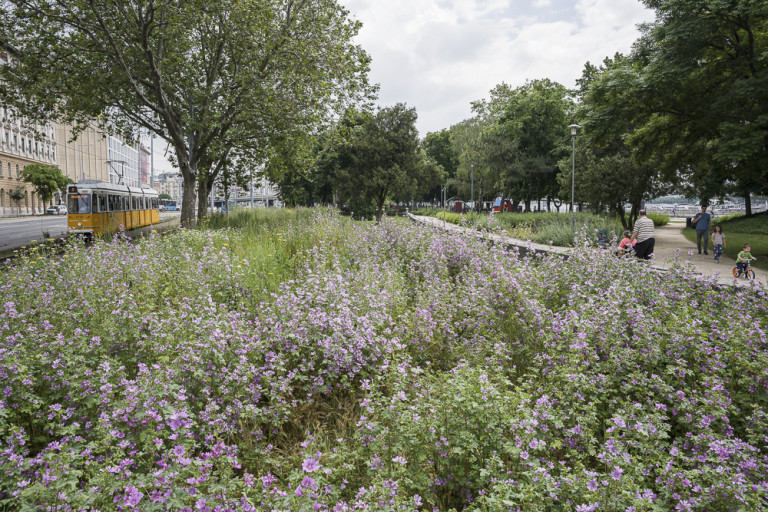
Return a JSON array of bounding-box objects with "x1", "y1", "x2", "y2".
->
[
  {"x1": 4, "y1": 132, "x2": 7, "y2": 147},
  {"x1": 0, "y1": 159, "x2": 2, "y2": 177},
  {"x1": 13, "y1": 134, "x2": 17, "y2": 149},
  {"x1": 16, "y1": 164, "x2": 19, "y2": 179},
  {"x1": 20, "y1": 137, "x2": 25, "y2": 153},
  {"x1": 35, "y1": 141, "x2": 39, "y2": 156},
  {"x1": 7, "y1": 163, "x2": 10, "y2": 177}
]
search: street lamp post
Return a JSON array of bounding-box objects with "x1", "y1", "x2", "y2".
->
[
  {"x1": 568, "y1": 124, "x2": 580, "y2": 232},
  {"x1": 471, "y1": 164, "x2": 474, "y2": 220}
]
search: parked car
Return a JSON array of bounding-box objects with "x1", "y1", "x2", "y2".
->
[{"x1": 46, "y1": 204, "x2": 67, "y2": 215}]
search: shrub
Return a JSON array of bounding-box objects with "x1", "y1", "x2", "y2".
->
[
  {"x1": 1, "y1": 210, "x2": 766, "y2": 510},
  {"x1": 647, "y1": 212, "x2": 670, "y2": 226}
]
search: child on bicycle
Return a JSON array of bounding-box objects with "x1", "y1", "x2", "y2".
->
[
  {"x1": 711, "y1": 224, "x2": 726, "y2": 263},
  {"x1": 736, "y1": 243, "x2": 756, "y2": 277},
  {"x1": 618, "y1": 230, "x2": 636, "y2": 256}
]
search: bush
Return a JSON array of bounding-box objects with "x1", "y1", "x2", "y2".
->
[
  {"x1": 1, "y1": 211, "x2": 766, "y2": 510},
  {"x1": 647, "y1": 212, "x2": 670, "y2": 226}
]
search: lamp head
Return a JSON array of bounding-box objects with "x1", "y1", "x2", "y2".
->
[{"x1": 568, "y1": 124, "x2": 581, "y2": 136}]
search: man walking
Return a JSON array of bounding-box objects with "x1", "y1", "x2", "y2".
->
[
  {"x1": 630, "y1": 209, "x2": 655, "y2": 260},
  {"x1": 691, "y1": 205, "x2": 711, "y2": 255}
]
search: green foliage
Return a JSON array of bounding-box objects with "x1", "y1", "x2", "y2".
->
[
  {"x1": 481, "y1": 79, "x2": 575, "y2": 207},
  {"x1": 8, "y1": 186, "x2": 26, "y2": 203},
  {"x1": 1, "y1": 211, "x2": 766, "y2": 510},
  {"x1": 19, "y1": 164, "x2": 71, "y2": 207},
  {"x1": 646, "y1": 213, "x2": 669, "y2": 226},
  {"x1": 324, "y1": 104, "x2": 443, "y2": 222},
  {"x1": 715, "y1": 211, "x2": 768, "y2": 235},
  {"x1": 624, "y1": 0, "x2": 768, "y2": 201},
  {"x1": 158, "y1": 193, "x2": 172, "y2": 200}
]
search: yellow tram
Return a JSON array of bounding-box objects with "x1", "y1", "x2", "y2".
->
[{"x1": 67, "y1": 181, "x2": 160, "y2": 236}]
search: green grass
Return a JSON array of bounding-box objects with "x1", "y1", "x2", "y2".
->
[{"x1": 682, "y1": 212, "x2": 768, "y2": 271}]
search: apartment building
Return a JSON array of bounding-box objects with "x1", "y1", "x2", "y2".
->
[
  {"x1": 154, "y1": 172, "x2": 183, "y2": 203},
  {"x1": 0, "y1": 105, "x2": 59, "y2": 215}
]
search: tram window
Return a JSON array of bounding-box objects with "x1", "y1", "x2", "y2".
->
[
  {"x1": 68, "y1": 194, "x2": 91, "y2": 214},
  {"x1": 99, "y1": 195, "x2": 106, "y2": 212},
  {"x1": 92, "y1": 196, "x2": 99, "y2": 213}
]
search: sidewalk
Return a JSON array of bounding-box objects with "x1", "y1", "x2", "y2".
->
[
  {"x1": 410, "y1": 215, "x2": 765, "y2": 288},
  {"x1": 651, "y1": 221, "x2": 767, "y2": 285}
]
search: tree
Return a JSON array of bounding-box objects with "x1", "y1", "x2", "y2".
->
[
  {"x1": 328, "y1": 104, "x2": 443, "y2": 222},
  {"x1": 423, "y1": 129, "x2": 459, "y2": 202},
  {"x1": 567, "y1": 56, "x2": 664, "y2": 228},
  {"x1": 158, "y1": 193, "x2": 172, "y2": 200},
  {"x1": 8, "y1": 186, "x2": 26, "y2": 215},
  {"x1": 1, "y1": 0, "x2": 372, "y2": 226},
  {"x1": 493, "y1": 79, "x2": 575, "y2": 211},
  {"x1": 19, "y1": 163, "x2": 71, "y2": 211},
  {"x1": 627, "y1": 0, "x2": 768, "y2": 213}
]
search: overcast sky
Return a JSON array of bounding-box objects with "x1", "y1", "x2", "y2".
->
[{"x1": 341, "y1": 0, "x2": 656, "y2": 136}]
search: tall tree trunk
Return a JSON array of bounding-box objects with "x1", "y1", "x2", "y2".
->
[
  {"x1": 180, "y1": 171, "x2": 197, "y2": 227},
  {"x1": 197, "y1": 179, "x2": 210, "y2": 221},
  {"x1": 744, "y1": 192, "x2": 752, "y2": 216},
  {"x1": 376, "y1": 195, "x2": 385, "y2": 223}
]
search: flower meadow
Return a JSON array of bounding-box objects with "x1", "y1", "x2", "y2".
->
[{"x1": 1, "y1": 209, "x2": 767, "y2": 511}]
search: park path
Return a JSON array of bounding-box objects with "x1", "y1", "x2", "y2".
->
[
  {"x1": 410, "y1": 215, "x2": 765, "y2": 287},
  {"x1": 651, "y1": 221, "x2": 767, "y2": 285}
]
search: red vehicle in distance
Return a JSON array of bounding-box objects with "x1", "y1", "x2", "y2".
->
[{"x1": 493, "y1": 198, "x2": 513, "y2": 213}]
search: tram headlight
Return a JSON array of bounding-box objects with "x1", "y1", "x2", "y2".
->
[{"x1": 77, "y1": 222, "x2": 82, "y2": 227}]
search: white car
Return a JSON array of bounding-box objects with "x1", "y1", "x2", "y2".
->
[{"x1": 46, "y1": 204, "x2": 67, "y2": 215}]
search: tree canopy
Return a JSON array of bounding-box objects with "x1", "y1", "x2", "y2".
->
[
  {"x1": 320, "y1": 104, "x2": 443, "y2": 221},
  {"x1": 20, "y1": 164, "x2": 72, "y2": 209},
  {"x1": 1, "y1": 0, "x2": 373, "y2": 225}
]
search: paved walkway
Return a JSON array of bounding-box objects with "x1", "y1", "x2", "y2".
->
[
  {"x1": 651, "y1": 221, "x2": 767, "y2": 286},
  {"x1": 410, "y1": 215, "x2": 765, "y2": 288}
]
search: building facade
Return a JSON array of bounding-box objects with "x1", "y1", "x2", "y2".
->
[
  {"x1": 55, "y1": 123, "x2": 110, "y2": 186},
  {"x1": 0, "y1": 105, "x2": 59, "y2": 215},
  {"x1": 154, "y1": 172, "x2": 183, "y2": 203}
]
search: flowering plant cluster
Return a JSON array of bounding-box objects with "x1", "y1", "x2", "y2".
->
[{"x1": 0, "y1": 209, "x2": 766, "y2": 511}]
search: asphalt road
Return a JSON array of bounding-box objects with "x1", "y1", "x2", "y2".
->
[
  {"x1": 0, "y1": 212, "x2": 180, "y2": 254},
  {"x1": 0, "y1": 214, "x2": 69, "y2": 253}
]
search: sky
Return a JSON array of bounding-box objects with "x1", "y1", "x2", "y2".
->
[{"x1": 341, "y1": 0, "x2": 656, "y2": 136}]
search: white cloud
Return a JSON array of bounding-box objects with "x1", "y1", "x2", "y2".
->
[{"x1": 342, "y1": 0, "x2": 656, "y2": 135}]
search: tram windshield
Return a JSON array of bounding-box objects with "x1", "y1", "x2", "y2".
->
[{"x1": 68, "y1": 194, "x2": 91, "y2": 214}]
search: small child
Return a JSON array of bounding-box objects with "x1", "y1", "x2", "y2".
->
[
  {"x1": 711, "y1": 224, "x2": 725, "y2": 263},
  {"x1": 736, "y1": 243, "x2": 756, "y2": 277},
  {"x1": 618, "y1": 230, "x2": 636, "y2": 256}
]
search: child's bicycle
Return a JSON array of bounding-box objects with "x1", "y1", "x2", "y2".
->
[{"x1": 732, "y1": 258, "x2": 756, "y2": 280}]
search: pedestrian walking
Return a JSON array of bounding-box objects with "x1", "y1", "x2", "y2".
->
[
  {"x1": 711, "y1": 224, "x2": 726, "y2": 263},
  {"x1": 630, "y1": 210, "x2": 655, "y2": 260},
  {"x1": 691, "y1": 205, "x2": 711, "y2": 255}
]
